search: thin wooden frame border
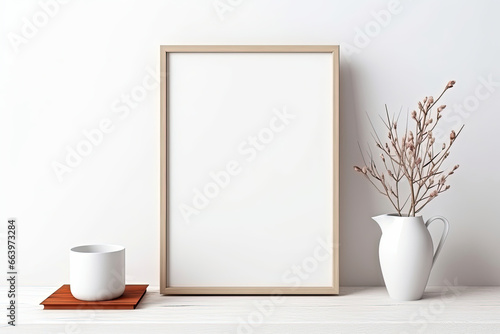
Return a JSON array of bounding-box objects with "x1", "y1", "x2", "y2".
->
[{"x1": 160, "y1": 45, "x2": 339, "y2": 295}]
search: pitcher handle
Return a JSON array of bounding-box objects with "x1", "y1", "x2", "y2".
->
[{"x1": 425, "y1": 216, "x2": 450, "y2": 267}]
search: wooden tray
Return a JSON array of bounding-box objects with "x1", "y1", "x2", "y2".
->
[{"x1": 41, "y1": 284, "x2": 149, "y2": 310}]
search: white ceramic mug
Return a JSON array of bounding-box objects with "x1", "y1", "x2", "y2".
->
[{"x1": 70, "y1": 244, "x2": 125, "y2": 301}]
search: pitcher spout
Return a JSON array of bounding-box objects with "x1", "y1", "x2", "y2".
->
[{"x1": 372, "y1": 214, "x2": 393, "y2": 233}]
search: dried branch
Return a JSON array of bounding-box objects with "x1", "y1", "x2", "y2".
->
[{"x1": 354, "y1": 80, "x2": 463, "y2": 216}]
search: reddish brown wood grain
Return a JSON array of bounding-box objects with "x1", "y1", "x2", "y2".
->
[{"x1": 40, "y1": 284, "x2": 148, "y2": 310}]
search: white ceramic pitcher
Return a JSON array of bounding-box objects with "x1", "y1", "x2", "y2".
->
[{"x1": 372, "y1": 214, "x2": 449, "y2": 301}]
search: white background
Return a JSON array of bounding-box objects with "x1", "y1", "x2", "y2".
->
[{"x1": 0, "y1": 0, "x2": 499, "y2": 287}]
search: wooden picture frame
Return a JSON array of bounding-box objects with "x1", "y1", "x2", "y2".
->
[{"x1": 160, "y1": 45, "x2": 339, "y2": 295}]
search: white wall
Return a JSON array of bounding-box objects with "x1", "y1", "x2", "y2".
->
[{"x1": 1, "y1": 0, "x2": 499, "y2": 287}]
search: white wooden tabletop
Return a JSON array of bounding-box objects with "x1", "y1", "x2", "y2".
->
[{"x1": 2, "y1": 286, "x2": 499, "y2": 333}]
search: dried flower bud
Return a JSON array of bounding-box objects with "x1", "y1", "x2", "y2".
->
[
  {"x1": 429, "y1": 178, "x2": 434, "y2": 185},
  {"x1": 445, "y1": 185, "x2": 451, "y2": 190},
  {"x1": 437, "y1": 105, "x2": 446, "y2": 113},
  {"x1": 426, "y1": 96, "x2": 434, "y2": 109},
  {"x1": 388, "y1": 131, "x2": 392, "y2": 139},
  {"x1": 415, "y1": 157, "x2": 422, "y2": 165},
  {"x1": 428, "y1": 131, "x2": 433, "y2": 139},
  {"x1": 430, "y1": 137, "x2": 435, "y2": 145},
  {"x1": 453, "y1": 164, "x2": 459, "y2": 170},
  {"x1": 418, "y1": 101, "x2": 424, "y2": 111},
  {"x1": 380, "y1": 154, "x2": 385, "y2": 162},
  {"x1": 408, "y1": 131, "x2": 414, "y2": 141},
  {"x1": 411, "y1": 110, "x2": 417, "y2": 119},
  {"x1": 393, "y1": 123, "x2": 397, "y2": 130},
  {"x1": 450, "y1": 130, "x2": 456, "y2": 141},
  {"x1": 425, "y1": 118, "x2": 433, "y2": 126},
  {"x1": 354, "y1": 166, "x2": 362, "y2": 173},
  {"x1": 362, "y1": 166, "x2": 367, "y2": 174},
  {"x1": 423, "y1": 97, "x2": 428, "y2": 104},
  {"x1": 439, "y1": 175, "x2": 446, "y2": 185},
  {"x1": 430, "y1": 190, "x2": 439, "y2": 198},
  {"x1": 446, "y1": 80, "x2": 456, "y2": 89},
  {"x1": 442, "y1": 143, "x2": 446, "y2": 150}
]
